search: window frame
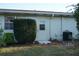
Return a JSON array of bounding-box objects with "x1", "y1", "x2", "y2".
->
[{"x1": 4, "y1": 16, "x2": 14, "y2": 30}]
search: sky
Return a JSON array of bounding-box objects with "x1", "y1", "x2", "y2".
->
[{"x1": 0, "y1": 0, "x2": 78, "y2": 12}]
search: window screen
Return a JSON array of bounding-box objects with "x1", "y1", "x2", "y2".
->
[{"x1": 5, "y1": 23, "x2": 13, "y2": 30}]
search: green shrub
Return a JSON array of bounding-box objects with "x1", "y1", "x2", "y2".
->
[
  {"x1": 0, "y1": 28, "x2": 6, "y2": 47},
  {"x1": 0, "y1": 28, "x2": 3, "y2": 33},
  {"x1": 0, "y1": 37, "x2": 6, "y2": 47},
  {"x1": 3, "y1": 33, "x2": 15, "y2": 44},
  {"x1": 13, "y1": 19, "x2": 36, "y2": 44}
]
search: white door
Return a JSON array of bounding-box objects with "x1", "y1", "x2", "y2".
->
[{"x1": 36, "y1": 19, "x2": 50, "y2": 42}]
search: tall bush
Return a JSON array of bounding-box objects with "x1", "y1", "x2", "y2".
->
[
  {"x1": 13, "y1": 19, "x2": 36, "y2": 44},
  {"x1": 74, "y1": 3, "x2": 79, "y2": 31},
  {"x1": 73, "y1": 3, "x2": 79, "y2": 47}
]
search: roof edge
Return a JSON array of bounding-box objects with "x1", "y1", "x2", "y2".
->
[{"x1": 0, "y1": 8, "x2": 73, "y2": 17}]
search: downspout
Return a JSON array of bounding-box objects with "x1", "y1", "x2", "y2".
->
[
  {"x1": 60, "y1": 15, "x2": 63, "y2": 40},
  {"x1": 49, "y1": 14, "x2": 51, "y2": 41},
  {"x1": 49, "y1": 14, "x2": 54, "y2": 41},
  {"x1": 13, "y1": 16, "x2": 18, "y2": 43}
]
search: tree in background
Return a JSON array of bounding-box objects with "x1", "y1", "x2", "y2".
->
[{"x1": 74, "y1": 3, "x2": 79, "y2": 32}]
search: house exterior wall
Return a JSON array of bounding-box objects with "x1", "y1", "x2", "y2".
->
[
  {"x1": 62, "y1": 17, "x2": 78, "y2": 39},
  {"x1": 0, "y1": 16, "x2": 5, "y2": 30},
  {"x1": 15, "y1": 16, "x2": 50, "y2": 42},
  {"x1": 50, "y1": 17, "x2": 62, "y2": 41},
  {"x1": 0, "y1": 15, "x2": 78, "y2": 43},
  {"x1": 50, "y1": 16, "x2": 78, "y2": 41}
]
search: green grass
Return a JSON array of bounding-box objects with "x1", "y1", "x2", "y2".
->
[{"x1": 0, "y1": 44, "x2": 79, "y2": 56}]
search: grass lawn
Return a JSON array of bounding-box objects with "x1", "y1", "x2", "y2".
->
[{"x1": 0, "y1": 44, "x2": 79, "y2": 56}]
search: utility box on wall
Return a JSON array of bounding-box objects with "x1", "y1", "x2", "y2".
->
[{"x1": 63, "y1": 30, "x2": 72, "y2": 41}]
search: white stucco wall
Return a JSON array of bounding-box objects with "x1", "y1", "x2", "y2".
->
[
  {"x1": 50, "y1": 16, "x2": 78, "y2": 40},
  {"x1": 62, "y1": 17, "x2": 78, "y2": 39},
  {"x1": 50, "y1": 17, "x2": 62, "y2": 40}
]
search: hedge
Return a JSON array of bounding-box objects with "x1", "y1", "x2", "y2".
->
[{"x1": 13, "y1": 19, "x2": 36, "y2": 44}]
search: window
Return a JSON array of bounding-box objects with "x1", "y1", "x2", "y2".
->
[
  {"x1": 5, "y1": 16, "x2": 14, "y2": 30},
  {"x1": 5, "y1": 23, "x2": 13, "y2": 30},
  {"x1": 40, "y1": 24, "x2": 45, "y2": 30}
]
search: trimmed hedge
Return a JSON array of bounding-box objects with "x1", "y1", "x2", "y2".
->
[{"x1": 13, "y1": 19, "x2": 36, "y2": 44}]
